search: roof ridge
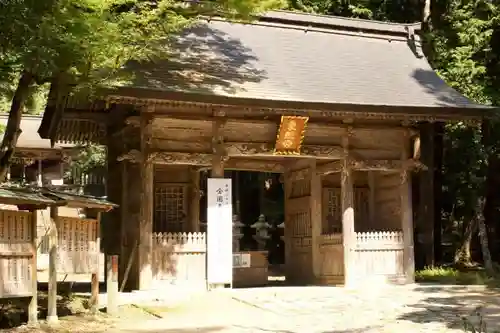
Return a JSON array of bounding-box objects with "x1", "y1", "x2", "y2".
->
[
  {"x1": 269, "y1": 10, "x2": 421, "y2": 28},
  {"x1": 206, "y1": 17, "x2": 412, "y2": 44},
  {"x1": 256, "y1": 10, "x2": 421, "y2": 37}
]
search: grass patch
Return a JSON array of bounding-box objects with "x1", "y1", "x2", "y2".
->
[{"x1": 416, "y1": 266, "x2": 500, "y2": 286}]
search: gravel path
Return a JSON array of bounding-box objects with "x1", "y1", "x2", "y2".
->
[{"x1": 107, "y1": 284, "x2": 500, "y2": 333}]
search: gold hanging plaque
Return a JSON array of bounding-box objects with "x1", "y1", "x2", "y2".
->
[{"x1": 274, "y1": 116, "x2": 309, "y2": 155}]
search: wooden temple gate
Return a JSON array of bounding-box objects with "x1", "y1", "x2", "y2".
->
[{"x1": 39, "y1": 10, "x2": 491, "y2": 291}]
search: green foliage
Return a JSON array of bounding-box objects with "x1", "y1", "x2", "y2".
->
[
  {"x1": 72, "y1": 145, "x2": 106, "y2": 173},
  {"x1": 0, "y1": 0, "x2": 286, "y2": 102},
  {"x1": 416, "y1": 266, "x2": 492, "y2": 285}
]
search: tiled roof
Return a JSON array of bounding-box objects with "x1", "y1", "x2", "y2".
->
[
  {"x1": 115, "y1": 10, "x2": 484, "y2": 109},
  {"x1": 0, "y1": 187, "x2": 56, "y2": 206},
  {"x1": 0, "y1": 114, "x2": 74, "y2": 149},
  {"x1": 42, "y1": 188, "x2": 117, "y2": 210},
  {"x1": 0, "y1": 186, "x2": 117, "y2": 210}
]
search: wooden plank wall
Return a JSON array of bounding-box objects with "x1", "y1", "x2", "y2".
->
[{"x1": 374, "y1": 172, "x2": 401, "y2": 230}]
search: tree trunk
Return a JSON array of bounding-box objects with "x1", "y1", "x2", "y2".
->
[
  {"x1": 0, "y1": 71, "x2": 34, "y2": 182},
  {"x1": 454, "y1": 218, "x2": 477, "y2": 265},
  {"x1": 475, "y1": 197, "x2": 495, "y2": 276}
]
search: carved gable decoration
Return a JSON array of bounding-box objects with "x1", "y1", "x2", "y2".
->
[{"x1": 274, "y1": 116, "x2": 308, "y2": 155}]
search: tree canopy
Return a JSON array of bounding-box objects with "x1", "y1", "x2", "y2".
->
[{"x1": 2, "y1": 0, "x2": 500, "y2": 269}]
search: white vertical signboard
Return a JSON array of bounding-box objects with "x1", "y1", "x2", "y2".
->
[{"x1": 207, "y1": 178, "x2": 233, "y2": 285}]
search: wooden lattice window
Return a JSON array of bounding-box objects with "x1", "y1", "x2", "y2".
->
[
  {"x1": 322, "y1": 187, "x2": 370, "y2": 234},
  {"x1": 154, "y1": 184, "x2": 188, "y2": 233}
]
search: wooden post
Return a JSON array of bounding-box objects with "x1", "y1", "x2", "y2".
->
[
  {"x1": 106, "y1": 255, "x2": 119, "y2": 315},
  {"x1": 310, "y1": 161, "x2": 322, "y2": 280},
  {"x1": 418, "y1": 122, "x2": 435, "y2": 267},
  {"x1": 190, "y1": 168, "x2": 201, "y2": 232},
  {"x1": 28, "y1": 209, "x2": 38, "y2": 326},
  {"x1": 341, "y1": 130, "x2": 355, "y2": 287},
  {"x1": 209, "y1": 119, "x2": 225, "y2": 290},
  {"x1": 233, "y1": 171, "x2": 240, "y2": 217},
  {"x1": 401, "y1": 130, "x2": 415, "y2": 283},
  {"x1": 210, "y1": 119, "x2": 225, "y2": 178},
  {"x1": 283, "y1": 170, "x2": 292, "y2": 282},
  {"x1": 368, "y1": 172, "x2": 376, "y2": 226},
  {"x1": 90, "y1": 212, "x2": 101, "y2": 313},
  {"x1": 139, "y1": 114, "x2": 154, "y2": 290},
  {"x1": 47, "y1": 206, "x2": 59, "y2": 324}
]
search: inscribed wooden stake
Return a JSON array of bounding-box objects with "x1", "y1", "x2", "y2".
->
[
  {"x1": 28, "y1": 209, "x2": 38, "y2": 326},
  {"x1": 106, "y1": 255, "x2": 119, "y2": 315},
  {"x1": 90, "y1": 212, "x2": 101, "y2": 313}
]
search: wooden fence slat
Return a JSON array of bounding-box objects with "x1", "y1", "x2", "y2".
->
[
  {"x1": 151, "y1": 232, "x2": 206, "y2": 287},
  {"x1": 0, "y1": 210, "x2": 34, "y2": 298},
  {"x1": 56, "y1": 217, "x2": 99, "y2": 274}
]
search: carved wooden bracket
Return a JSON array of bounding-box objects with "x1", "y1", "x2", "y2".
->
[
  {"x1": 316, "y1": 160, "x2": 343, "y2": 175},
  {"x1": 150, "y1": 152, "x2": 216, "y2": 165},
  {"x1": 117, "y1": 149, "x2": 143, "y2": 163},
  {"x1": 225, "y1": 142, "x2": 273, "y2": 156}
]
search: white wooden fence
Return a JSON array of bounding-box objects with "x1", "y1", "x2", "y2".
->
[
  {"x1": 354, "y1": 231, "x2": 404, "y2": 283},
  {"x1": 151, "y1": 232, "x2": 206, "y2": 288}
]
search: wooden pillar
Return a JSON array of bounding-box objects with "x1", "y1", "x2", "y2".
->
[
  {"x1": 310, "y1": 161, "x2": 322, "y2": 280},
  {"x1": 341, "y1": 130, "x2": 355, "y2": 287},
  {"x1": 47, "y1": 206, "x2": 59, "y2": 324},
  {"x1": 368, "y1": 171, "x2": 376, "y2": 226},
  {"x1": 401, "y1": 130, "x2": 415, "y2": 283},
  {"x1": 211, "y1": 119, "x2": 225, "y2": 178},
  {"x1": 283, "y1": 170, "x2": 293, "y2": 281},
  {"x1": 190, "y1": 168, "x2": 201, "y2": 232},
  {"x1": 28, "y1": 209, "x2": 38, "y2": 325},
  {"x1": 138, "y1": 114, "x2": 154, "y2": 290},
  {"x1": 233, "y1": 171, "x2": 240, "y2": 217},
  {"x1": 418, "y1": 122, "x2": 435, "y2": 267}
]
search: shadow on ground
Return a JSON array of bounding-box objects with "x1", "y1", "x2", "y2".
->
[
  {"x1": 398, "y1": 285, "x2": 500, "y2": 332},
  {"x1": 0, "y1": 291, "x2": 91, "y2": 329}
]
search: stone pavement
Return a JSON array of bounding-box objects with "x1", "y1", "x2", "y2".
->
[{"x1": 108, "y1": 284, "x2": 500, "y2": 333}]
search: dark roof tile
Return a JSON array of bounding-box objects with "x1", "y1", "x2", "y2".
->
[{"x1": 115, "y1": 11, "x2": 483, "y2": 109}]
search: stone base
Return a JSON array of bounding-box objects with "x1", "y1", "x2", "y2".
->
[{"x1": 233, "y1": 251, "x2": 268, "y2": 288}]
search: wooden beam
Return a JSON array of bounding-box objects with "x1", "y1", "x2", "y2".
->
[
  {"x1": 224, "y1": 159, "x2": 284, "y2": 173},
  {"x1": 124, "y1": 115, "x2": 418, "y2": 136},
  {"x1": 316, "y1": 158, "x2": 425, "y2": 175}
]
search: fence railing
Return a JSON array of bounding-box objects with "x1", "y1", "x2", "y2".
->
[
  {"x1": 151, "y1": 232, "x2": 206, "y2": 286},
  {"x1": 354, "y1": 231, "x2": 404, "y2": 279}
]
